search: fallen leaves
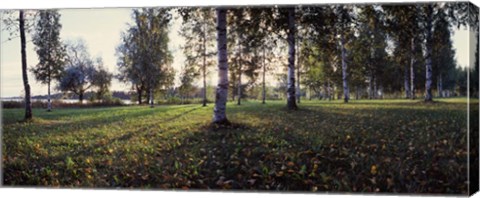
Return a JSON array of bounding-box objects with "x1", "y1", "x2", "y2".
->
[
  {"x1": 1, "y1": 100, "x2": 470, "y2": 194},
  {"x1": 370, "y1": 165, "x2": 378, "y2": 175}
]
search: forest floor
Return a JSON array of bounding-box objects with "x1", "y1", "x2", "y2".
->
[{"x1": 1, "y1": 98, "x2": 476, "y2": 194}]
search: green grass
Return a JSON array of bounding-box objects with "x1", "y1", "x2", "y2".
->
[{"x1": 1, "y1": 98, "x2": 472, "y2": 194}]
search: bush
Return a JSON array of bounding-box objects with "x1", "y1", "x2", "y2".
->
[
  {"x1": 2, "y1": 98, "x2": 125, "y2": 109},
  {"x1": 156, "y1": 97, "x2": 212, "y2": 105},
  {"x1": 2, "y1": 101, "x2": 23, "y2": 108}
]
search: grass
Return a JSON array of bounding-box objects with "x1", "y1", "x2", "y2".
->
[{"x1": 1, "y1": 98, "x2": 473, "y2": 194}]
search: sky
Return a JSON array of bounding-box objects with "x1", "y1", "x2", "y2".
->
[
  {"x1": 0, "y1": 2, "x2": 477, "y2": 98},
  {"x1": 0, "y1": 8, "x2": 187, "y2": 97}
]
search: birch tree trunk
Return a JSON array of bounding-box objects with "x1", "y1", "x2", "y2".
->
[
  {"x1": 137, "y1": 86, "x2": 142, "y2": 105},
  {"x1": 341, "y1": 33, "x2": 349, "y2": 103},
  {"x1": 262, "y1": 48, "x2": 266, "y2": 104},
  {"x1": 202, "y1": 24, "x2": 207, "y2": 107},
  {"x1": 437, "y1": 75, "x2": 443, "y2": 97},
  {"x1": 327, "y1": 80, "x2": 331, "y2": 101},
  {"x1": 368, "y1": 72, "x2": 373, "y2": 99},
  {"x1": 355, "y1": 86, "x2": 359, "y2": 100},
  {"x1": 404, "y1": 64, "x2": 410, "y2": 99},
  {"x1": 150, "y1": 88, "x2": 154, "y2": 108},
  {"x1": 286, "y1": 7, "x2": 298, "y2": 110},
  {"x1": 424, "y1": 6, "x2": 433, "y2": 102},
  {"x1": 47, "y1": 80, "x2": 52, "y2": 111},
  {"x1": 373, "y1": 76, "x2": 378, "y2": 99},
  {"x1": 146, "y1": 87, "x2": 151, "y2": 105},
  {"x1": 47, "y1": 17, "x2": 53, "y2": 112},
  {"x1": 20, "y1": 10, "x2": 32, "y2": 120},
  {"x1": 237, "y1": 40, "x2": 242, "y2": 106},
  {"x1": 410, "y1": 38, "x2": 416, "y2": 99},
  {"x1": 296, "y1": 39, "x2": 301, "y2": 104},
  {"x1": 213, "y1": 8, "x2": 229, "y2": 124}
]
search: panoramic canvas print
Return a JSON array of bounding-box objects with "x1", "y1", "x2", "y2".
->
[{"x1": 1, "y1": 1, "x2": 479, "y2": 195}]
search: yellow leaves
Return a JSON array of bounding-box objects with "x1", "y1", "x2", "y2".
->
[
  {"x1": 386, "y1": 177, "x2": 394, "y2": 188},
  {"x1": 287, "y1": 161, "x2": 295, "y2": 167},
  {"x1": 276, "y1": 171, "x2": 284, "y2": 177},
  {"x1": 85, "y1": 158, "x2": 92, "y2": 164},
  {"x1": 105, "y1": 159, "x2": 113, "y2": 166},
  {"x1": 370, "y1": 165, "x2": 378, "y2": 175},
  {"x1": 346, "y1": 135, "x2": 351, "y2": 140},
  {"x1": 383, "y1": 157, "x2": 391, "y2": 163},
  {"x1": 99, "y1": 139, "x2": 107, "y2": 146}
]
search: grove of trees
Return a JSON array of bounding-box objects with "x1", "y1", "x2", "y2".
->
[
  {"x1": 2, "y1": 2, "x2": 478, "y2": 122},
  {"x1": 116, "y1": 8, "x2": 175, "y2": 107}
]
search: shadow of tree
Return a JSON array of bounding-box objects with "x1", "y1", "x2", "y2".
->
[{"x1": 2, "y1": 102, "x2": 469, "y2": 194}]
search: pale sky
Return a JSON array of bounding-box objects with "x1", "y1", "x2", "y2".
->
[
  {"x1": 0, "y1": 8, "x2": 188, "y2": 97},
  {"x1": 0, "y1": 4, "x2": 477, "y2": 98}
]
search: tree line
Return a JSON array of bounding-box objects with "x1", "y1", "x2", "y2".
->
[{"x1": 3, "y1": 2, "x2": 478, "y2": 123}]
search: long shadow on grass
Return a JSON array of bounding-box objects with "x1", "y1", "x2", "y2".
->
[
  {"x1": 4, "y1": 106, "x2": 200, "y2": 139},
  {"x1": 26, "y1": 106, "x2": 201, "y2": 160},
  {"x1": 2, "y1": 102, "x2": 469, "y2": 193},
  {"x1": 3, "y1": 105, "x2": 203, "y2": 186},
  {"x1": 140, "y1": 102, "x2": 469, "y2": 193}
]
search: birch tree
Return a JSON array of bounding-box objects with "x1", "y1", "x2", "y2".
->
[
  {"x1": 384, "y1": 4, "x2": 424, "y2": 99},
  {"x1": 59, "y1": 40, "x2": 111, "y2": 103},
  {"x1": 212, "y1": 8, "x2": 230, "y2": 124},
  {"x1": 227, "y1": 7, "x2": 263, "y2": 105},
  {"x1": 179, "y1": 8, "x2": 216, "y2": 107},
  {"x1": 31, "y1": 10, "x2": 65, "y2": 111},
  {"x1": 432, "y1": 9, "x2": 456, "y2": 98},
  {"x1": 260, "y1": 32, "x2": 276, "y2": 104},
  {"x1": 178, "y1": 64, "x2": 198, "y2": 103},
  {"x1": 20, "y1": 10, "x2": 33, "y2": 119},
  {"x1": 1, "y1": 10, "x2": 37, "y2": 120},
  {"x1": 116, "y1": 8, "x2": 174, "y2": 106},
  {"x1": 302, "y1": 6, "x2": 338, "y2": 100},
  {"x1": 334, "y1": 5, "x2": 354, "y2": 103},
  {"x1": 423, "y1": 5, "x2": 434, "y2": 102},
  {"x1": 286, "y1": 7, "x2": 298, "y2": 109}
]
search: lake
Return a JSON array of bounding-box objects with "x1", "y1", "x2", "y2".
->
[{"x1": 1, "y1": 98, "x2": 135, "y2": 105}]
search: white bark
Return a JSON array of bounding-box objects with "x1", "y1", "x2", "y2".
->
[
  {"x1": 341, "y1": 33, "x2": 349, "y2": 103},
  {"x1": 437, "y1": 75, "x2": 443, "y2": 97},
  {"x1": 202, "y1": 22, "x2": 207, "y2": 107},
  {"x1": 368, "y1": 72, "x2": 373, "y2": 99},
  {"x1": 237, "y1": 38, "x2": 242, "y2": 106},
  {"x1": 424, "y1": 6, "x2": 433, "y2": 102},
  {"x1": 296, "y1": 39, "x2": 301, "y2": 104},
  {"x1": 262, "y1": 48, "x2": 266, "y2": 104},
  {"x1": 213, "y1": 8, "x2": 229, "y2": 124},
  {"x1": 286, "y1": 8, "x2": 297, "y2": 109},
  {"x1": 404, "y1": 65, "x2": 410, "y2": 98},
  {"x1": 47, "y1": 80, "x2": 52, "y2": 111},
  {"x1": 410, "y1": 38, "x2": 416, "y2": 99}
]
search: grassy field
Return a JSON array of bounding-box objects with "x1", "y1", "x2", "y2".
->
[{"x1": 1, "y1": 98, "x2": 473, "y2": 193}]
